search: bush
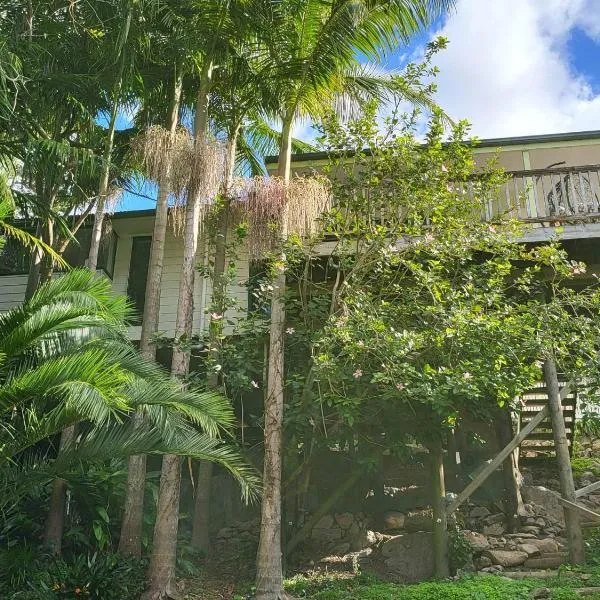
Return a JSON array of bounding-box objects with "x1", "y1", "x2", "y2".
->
[
  {"x1": 4, "y1": 552, "x2": 146, "y2": 600},
  {"x1": 571, "y1": 457, "x2": 600, "y2": 479}
]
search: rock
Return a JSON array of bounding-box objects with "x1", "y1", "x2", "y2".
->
[
  {"x1": 464, "y1": 531, "x2": 490, "y2": 552},
  {"x1": 519, "y1": 504, "x2": 536, "y2": 518},
  {"x1": 520, "y1": 526, "x2": 540, "y2": 535},
  {"x1": 380, "y1": 532, "x2": 434, "y2": 583},
  {"x1": 344, "y1": 547, "x2": 373, "y2": 560},
  {"x1": 522, "y1": 471, "x2": 534, "y2": 486},
  {"x1": 483, "y1": 513, "x2": 505, "y2": 526},
  {"x1": 522, "y1": 486, "x2": 565, "y2": 527},
  {"x1": 482, "y1": 550, "x2": 528, "y2": 568},
  {"x1": 404, "y1": 510, "x2": 433, "y2": 533},
  {"x1": 335, "y1": 512, "x2": 354, "y2": 529},
  {"x1": 518, "y1": 543, "x2": 541, "y2": 557},
  {"x1": 476, "y1": 555, "x2": 492, "y2": 569},
  {"x1": 383, "y1": 511, "x2": 405, "y2": 530},
  {"x1": 483, "y1": 523, "x2": 506, "y2": 536},
  {"x1": 506, "y1": 533, "x2": 536, "y2": 539},
  {"x1": 314, "y1": 515, "x2": 334, "y2": 529},
  {"x1": 529, "y1": 538, "x2": 559, "y2": 554},
  {"x1": 312, "y1": 527, "x2": 342, "y2": 543},
  {"x1": 470, "y1": 506, "x2": 491, "y2": 519},
  {"x1": 524, "y1": 553, "x2": 567, "y2": 569},
  {"x1": 331, "y1": 543, "x2": 350, "y2": 556}
]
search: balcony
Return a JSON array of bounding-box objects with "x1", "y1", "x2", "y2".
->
[{"x1": 485, "y1": 165, "x2": 600, "y2": 224}]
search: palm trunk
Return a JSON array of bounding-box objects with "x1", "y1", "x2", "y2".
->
[
  {"x1": 255, "y1": 110, "x2": 294, "y2": 600},
  {"x1": 191, "y1": 126, "x2": 239, "y2": 554},
  {"x1": 142, "y1": 60, "x2": 213, "y2": 600},
  {"x1": 43, "y1": 425, "x2": 75, "y2": 554},
  {"x1": 24, "y1": 220, "x2": 44, "y2": 300},
  {"x1": 87, "y1": 8, "x2": 131, "y2": 272},
  {"x1": 118, "y1": 69, "x2": 184, "y2": 559}
]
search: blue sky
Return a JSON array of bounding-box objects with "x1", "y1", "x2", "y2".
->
[{"x1": 119, "y1": 0, "x2": 600, "y2": 211}]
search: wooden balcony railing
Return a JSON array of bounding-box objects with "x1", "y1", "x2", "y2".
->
[{"x1": 481, "y1": 165, "x2": 600, "y2": 223}]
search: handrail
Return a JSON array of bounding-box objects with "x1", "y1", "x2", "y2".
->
[{"x1": 505, "y1": 164, "x2": 600, "y2": 178}]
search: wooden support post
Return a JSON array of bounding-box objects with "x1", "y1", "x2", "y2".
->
[
  {"x1": 430, "y1": 439, "x2": 449, "y2": 577},
  {"x1": 447, "y1": 406, "x2": 549, "y2": 516},
  {"x1": 543, "y1": 358, "x2": 585, "y2": 565},
  {"x1": 494, "y1": 409, "x2": 523, "y2": 532}
]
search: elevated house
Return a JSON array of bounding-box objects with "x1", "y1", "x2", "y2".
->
[{"x1": 2, "y1": 130, "x2": 600, "y2": 461}]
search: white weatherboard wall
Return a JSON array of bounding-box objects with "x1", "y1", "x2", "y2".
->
[
  {"x1": 0, "y1": 274, "x2": 28, "y2": 311},
  {"x1": 111, "y1": 215, "x2": 250, "y2": 340}
]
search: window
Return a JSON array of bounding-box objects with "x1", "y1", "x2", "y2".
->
[
  {"x1": 126, "y1": 236, "x2": 152, "y2": 325},
  {"x1": 0, "y1": 237, "x2": 30, "y2": 275},
  {"x1": 0, "y1": 227, "x2": 118, "y2": 278}
]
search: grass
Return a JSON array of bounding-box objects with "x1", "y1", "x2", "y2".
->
[{"x1": 283, "y1": 569, "x2": 600, "y2": 599}]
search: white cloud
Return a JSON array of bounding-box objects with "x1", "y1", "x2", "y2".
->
[{"x1": 428, "y1": 0, "x2": 600, "y2": 138}]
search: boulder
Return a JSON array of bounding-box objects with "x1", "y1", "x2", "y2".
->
[
  {"x1": 482, "y1": 550, "x2": 528, "y2": 568},
  {"x1": 529, "y1": 538, "x2": 559, "y2": 554},
  {"x1": 331, "y1": 542, "x2": 350, "y2": 556},
  {"x1": 464, "y1": 531, "x2": 490, "y2": 552},
  {"x1": 383, "y1": 511, "x2": 405, "y2": 530},
  {"x1": 380, "y1": 532, "x2": 435, "y2": 583},
  {"x1": 483, "y1": 523, "x2": 506, "y2": 536},
  {"x1": 311, "y1": 527, "x2": 342, "y2": 543},
  {"x1": 520, "y1": 526, "x2": 541, "y2": 535},
  {"x1": 482, "y1": 513, "x2": 505, "y2": 526},
  {"x1": 314, "y1": 515, "x2": 335, "y2": 529},
  {"x1": 521, "y1": 486, "x2": 565, "y2": 527},
  {"x1": 524, "y1": 553, "x2": 567, "y2": 569},
  {"x1": 335, "y1": 512, "x2": 354, "y2": 529},
  {"x1": 518, "y1": 543, "x2": 541, "y2": 557},
  {"x1": 404, "y1": 509, "x2": 433, "y2": 532},
  {"x1": 469, "y1": 506, "x2": 491, "y2": 519}
]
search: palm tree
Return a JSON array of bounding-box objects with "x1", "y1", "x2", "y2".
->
[
  {"x1": 118, "y1": 67, "x2": 186, "y2": 558},
  {"x1": 0, "y1": 269, "x2": 259, "y2": 554},
  {"x1": 87, "y1": 0, "x2": 135, "y2": 271},
  {"x1": 252, "y1": 2, "x2": 454, "y2": 597}
]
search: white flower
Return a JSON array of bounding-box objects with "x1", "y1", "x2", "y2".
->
[
  {"x1": 251, "y1": 380, "x2": 259, "y2": 389},
  {"x1": 353, "y1": 369, "x2": 363, "y2": 379},
  {"x1": 286, "y1": 327, "x2": 295, "y2": 334},
  {"x1": 211, "y1": 313, "x2": 223, "y2": 320},
  {"x1": 357, "y1": 340, "x2": 365, "y2": 348},
  {"x1": 463, "y1": 372, "x2": 473, "y2": 379},
  {"x1": 396, "y1": 383, "x2": 407, "y2": 391}
]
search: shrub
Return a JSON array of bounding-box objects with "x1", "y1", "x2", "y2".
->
[{"x1": 6, "y1": 552, "x2": 146, "y2": 600}]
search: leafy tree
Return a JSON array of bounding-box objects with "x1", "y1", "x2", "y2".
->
[{"x1": 308, "y1": 102, "x2": 600, "y2": 574}]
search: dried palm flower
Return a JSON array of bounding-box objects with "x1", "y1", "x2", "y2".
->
[
  {"x1": 232, "y1": 175, "x2": 331, "y2": 257},
  {"x1": 169, "y1": 136, "x2": 226, "y2": 236}
]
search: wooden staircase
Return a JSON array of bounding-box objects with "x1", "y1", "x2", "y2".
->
[{"x1": 519, "y1": 380, "x2": 577, "y2": 460}]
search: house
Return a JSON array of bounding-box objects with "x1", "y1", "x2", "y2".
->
[{"x1": 2, "y1": 129, "x2": 600, "y2": 342}]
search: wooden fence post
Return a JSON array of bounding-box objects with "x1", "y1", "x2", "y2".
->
[
  {"x1": 430, "y1": 439, "x2": 449, "y2": 577},
  {"x1": 543, "y1": 358, "x2": 585, "y2": 564}
]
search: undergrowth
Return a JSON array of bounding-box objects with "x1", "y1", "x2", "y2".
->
[{"x1": 284, "y1": 569, "x2": 600, "y2": 599}]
